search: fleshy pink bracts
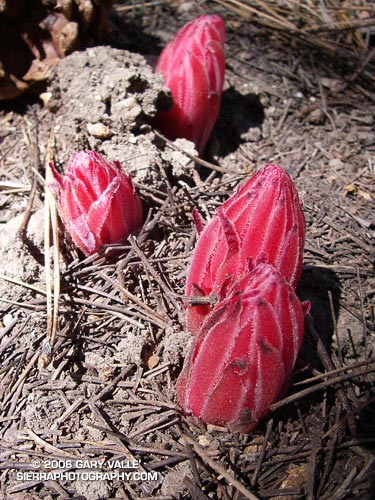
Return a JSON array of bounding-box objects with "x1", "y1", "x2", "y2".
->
[
  {"x1": 155, "y1": 14, "x2": 225, "y2": 154},
  {"x1": 50, "y1": 151, "x2": 143, "y2": 256},
  {"x1": 179, "y1": 163, "x2": 308, "y2": 431},
  {"x1": 177, "y1": 262, "x2": 310, "y2": 433},
  {"x1": 185, "y1": 164, "x2": 306, "y2": 335}
]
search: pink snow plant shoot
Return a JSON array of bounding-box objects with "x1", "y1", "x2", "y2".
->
[
  {"x1": 155, "y1": 14, "x2": 225, "y2": 154},
  {"x1": 177, "y1": 261, "x2": 310, "y2": 433},
  {"x1": 50, "y1": 150, "x2": 143, "y2": 256},
  {"x1": 185, "y1": 163, "x2": 305, "y2": 335}
]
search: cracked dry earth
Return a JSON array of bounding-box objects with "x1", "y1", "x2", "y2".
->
[{"x1": 0, "y1": 3, "x2": 375, "y2": 500}]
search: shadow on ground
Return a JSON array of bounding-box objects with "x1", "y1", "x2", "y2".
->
[
  {"x1": 209, "y1": 86, "x2": 265, "y2": 157},
  {"x1": 297, "y1": 265, "x2": 341, "y2": 371}
]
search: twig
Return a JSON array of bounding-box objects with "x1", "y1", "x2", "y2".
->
[
  {"x1": 41, "y1": 129, "x2": 60, "y2": 368},
  {"x1": 251, "y1": 418, "x2": 273, "y2": 487},
  {"x1": 26, "y1": 429, "x2": 72, "y2": 458},
  {"x1": 2, "y1": 350, "x2": 40, "y2": 408},
  {"x1": 91, "y1": 365, "x2": 135, "y2": 403},
  {"x1": 356, "y1": 266, "x2": 369, "y2": 359},
  {"x1": 293, "y1": 357, "x2": 375, "y2": 386},
  {"x1": 99, "y1": 271, "x2": 170, "y2": 329},
  {"x1": 19, "y1": 124, "x2": 40, "y2": 238},
  {"x1": 0, "y1": 181, "x2": 31, "y2": 192},
  {"x1": 183, "y1": 433, "x2": 261, "y2": 500},
  {"x1": 154, "y1": 130, "x2": 240, "y2": 174},
  {"x1": 0, "y1": 274, "x2": 46, "y2": 296},
  {"x1": 128, "y1": 236, "x2": 181, "y2": 312},
  {"x1": 307, "y1": 433, "x2": 320, "y2": 500},
  {"x1": 270, "y1": 363, "x2": 375, "y2": 411}
]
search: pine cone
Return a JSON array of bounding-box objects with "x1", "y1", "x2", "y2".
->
[{"x1": 0, "y1": 0, "x2": 113, "y2": 100}]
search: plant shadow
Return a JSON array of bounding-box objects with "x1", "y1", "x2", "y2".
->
[
  {"x1": 108, "y1": 7, "x2": 164, "y2": 56},
  {"x1": 296, "y1": 264, "x2": 341, "y2": 371},
  {"x1": 207, "y1": 86, "x2": 265, "y2": 158}
]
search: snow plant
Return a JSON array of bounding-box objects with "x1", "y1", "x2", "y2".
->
[
  {"x1": 179, "y1": 164, "x2": 309, "y2": 432},
  {"x1": 178, "y1": 262, "x2": 310, "y2": 433},
  {"x1": 185, "y1": 163, "x2": 306, "y2": 335},
  {"x1": 50, "y1": 150, "x2": 143, "y2": 256},
  {"x1": 155, "y1": 14, "x2": 225, "y2": 154}
]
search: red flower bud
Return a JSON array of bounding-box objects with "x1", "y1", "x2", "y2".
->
[
  {"x1": 50, "y1": 151, "x2": 143, "y2": 255},
  {"x1": 186, "y1": 164, "x2": 305, "y2": 334},
  {"x1": 155, "y1": 14, "x2": 225, "y2": 154},
  {"x1": 178, "y1": 262, "x2": 310, "y2": 433}
]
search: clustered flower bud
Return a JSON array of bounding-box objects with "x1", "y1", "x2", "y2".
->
[
  {"x1": 50, "y1": 150, "x2": 143, "y2": 256},
  {"x1": 185, "y1": 164, "x2": 306, "y2": 335},
  {"x1": 155, "y1": 14, "x2": 225, "y2": 154},
  {"x1": 178, "y1": 262, "x2": 310, "y2": 433},
  {"x1": 179, "y1": 164, "x2": 309, "y2": 431}
]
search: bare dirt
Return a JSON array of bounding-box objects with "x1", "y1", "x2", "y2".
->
[{"x1": 0, "y1": 2, "x2": 374, "y2": 499}]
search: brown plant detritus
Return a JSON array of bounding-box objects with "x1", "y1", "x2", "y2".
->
[{"x1": 0, "y1": 0, "x2": 113, "y2": 100}]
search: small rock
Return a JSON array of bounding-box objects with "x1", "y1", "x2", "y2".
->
[
  {"x1": 161, "y1": 462, "x2": 192, "y2": 496},
  {"x1": 177, "y1": 1, "x2": 197, "y2": 14},
  {"x1": 111, "y1": 96, "x2": 142, "y2": 123},
  {"x1": 307, "y1": 108, "x2": 324, "y2": 124},
  {"x1": 87, "y1": 122, "x2": 112, "y2": 139},
  {"x1": 2, "y1": 313, "x2": 14, "y2": 327},
  {"x1": 269, "y1": 464, "x2": 308, "y2": 500},
  {"x1": 116, "y1": 329, "x2": 149, "y2": 365},
  {"x1": 320, "y1": 77, "x2": 344, "y2": 93},
  {"x1": 161, "y1": 138, "x2": 197, "y2": 178},
  {"x1": 162, "y1": 327, "x2": 192, "y2": 365},
  {"x1": 198, "y1": 435, "x2": 211, "y2": 448},
  {"x1": 39, "y1": 91, "x2": 53, "y2": 106},
  {"x1": 26, "y1": 208, "x2": 45, "y2": 248},
  {"x1": 147, "y1": 353, "x2": 160, "y2": 369},
  {"x1": 329, "y1": 158, "x2": 344, "y2": 169},
  {"x1": 241, "y1": 126, "x2": 262, "y2": 142}
]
